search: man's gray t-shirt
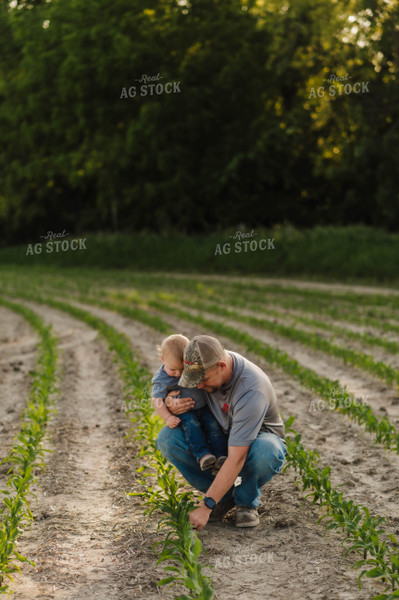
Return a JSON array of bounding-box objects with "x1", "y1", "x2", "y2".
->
[
  {"x1": 204, "y1": 351, "x2": 285, "y2": 446},
  {"x1": 152, "y1": 366, "x2": 207, "y2": 409}
]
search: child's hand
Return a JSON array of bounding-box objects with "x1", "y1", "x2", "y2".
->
[{"x1": 166, "y1": 415, "x2": 181, "y2": 428}]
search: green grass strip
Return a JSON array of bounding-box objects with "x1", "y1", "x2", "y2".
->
[
  {"x1": 284, "y1": 417, "x2": 399, "y2": 599},
  {"x1": 1, "y1": 292, "x2": 214, "y2": 599},
  {"x1": 0, "y1": 298, "x2": 58, "y2": 595}
]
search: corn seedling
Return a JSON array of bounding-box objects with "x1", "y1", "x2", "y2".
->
[
  {"x1": 1, "y1": 293, "x2": 214, "y2": 599},
  {"x1": 0, "y1": 298, "x2": 58, "y2": 594},
  {"x1": 284, "y1": 416, "x2": 399, "y2": 599}
]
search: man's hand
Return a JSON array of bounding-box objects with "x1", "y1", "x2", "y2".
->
[
  {"x1": 165, "y1": 390, "x2": 195, "y2": 415},
  {"x1": 189, "y1": 502, "x2": 212, "y2": 532}
]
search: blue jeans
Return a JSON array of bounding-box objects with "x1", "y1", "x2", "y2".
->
[
  {"x1": 178, "y1": 406, "x2": 228, "y2": 463},
  {"x1": 156, "y1": 425, "x2": 287, "y2": 508}
]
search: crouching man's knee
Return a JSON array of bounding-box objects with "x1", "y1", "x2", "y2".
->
[
  {"x1": 155, "y1": 425, "x2": 169, "y2": 454},
  {"x1": 155, "y1": 424, "x2": 185, "y2": 461}
]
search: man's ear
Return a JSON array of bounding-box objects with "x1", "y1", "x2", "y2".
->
[{"x1": 161, "y1": 355, "x2": 165, "y2": 363}]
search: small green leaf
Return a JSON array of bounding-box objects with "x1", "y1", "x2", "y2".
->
[{"x1": 365, "y1": 567, "x2": 385, "y2": 578}]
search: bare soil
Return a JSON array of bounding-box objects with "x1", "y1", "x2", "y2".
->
[
  {"x1": 6, "y1": 301, "x2": 180, "y2": 600},
  {"x1": 63, "y1": 299, "x2": 389, "y2": 600},
  {"x1": 182, "y1": 306, "x2": 399, "y2": 425},
  {"x1": 0, "y1": 306, "x2": 38, "y2": 487},
  {"x1": 2, "y1": 292, "x2": 396, "y2": 600},
  {"x1": 147, "y1": 307, "x2": 399, "y2": 526},
  {"x1": 232, "y1": 304, "x2": 399, "y2": 367}
]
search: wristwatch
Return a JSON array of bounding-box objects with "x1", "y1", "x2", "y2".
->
[{"x1": 203, "y1": 496, "x2": 217, "y2": 510}]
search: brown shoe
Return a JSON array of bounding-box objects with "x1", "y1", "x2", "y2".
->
[
  {"x1": 208, "y1": 497, "x2": 235, "y2": 522},
  {"x1": 211, "y1": 455, "x2": 227, "y2": 476},
  {"x1": 235, "y1": 506, "x2": 260, "y2": 528},
  {"x1": 199, "y1": 454, "x2": 217, "y2": 471}
]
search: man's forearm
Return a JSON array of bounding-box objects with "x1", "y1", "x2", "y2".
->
[
  {"x1": 190, "y1": 446, "x2": 249, "y2": 531},
  {"x1": 204, "y1": 455, "x2": 246, "y2": 503}
]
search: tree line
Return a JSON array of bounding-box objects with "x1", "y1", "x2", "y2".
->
[{"x1": 0, "y1": 0, "x2": 398, "y2": 245}]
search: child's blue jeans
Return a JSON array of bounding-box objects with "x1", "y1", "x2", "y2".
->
[
  {"x1": 156, "y1": 424, "x2": 287, "y2": 508},
  {"x1": 178, "y1": 406, "x2": 227, "y2": 463}
]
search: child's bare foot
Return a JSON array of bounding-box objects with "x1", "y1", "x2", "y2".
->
[{"x1": 166, "y1": 415, "x2": 181, "y2": 428}]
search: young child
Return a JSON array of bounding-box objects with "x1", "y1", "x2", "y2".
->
[{"x1": 152, "y1": 334, "x2": 227, "y2": 472}]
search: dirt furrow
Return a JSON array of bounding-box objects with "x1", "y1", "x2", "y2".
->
[
  {"x1": 8, "y1": 301, "x2": 179, "y2": 600},
  {"x1": 65, "y1": 299, "x2": 384, "y2": 600},
  {"x1": 147, "y1": 307, "x2": 399, "y2": 511},
  {"x1": 244, "y1": 301, "x2": 399, "y2": 342},
  {"x1": 177, "y1": 306, "x2": 399, "y2": 425},
  {"x1": 224, "y1": 304, "x2": 399, "y2": 369},
  {"x1": 0, "y1": 306, "x2": 38, "y2": 487}
]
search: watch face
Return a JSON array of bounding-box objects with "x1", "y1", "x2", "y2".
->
[{"x1": 204, "y1": 497, "x2": 216, "y2": 509}]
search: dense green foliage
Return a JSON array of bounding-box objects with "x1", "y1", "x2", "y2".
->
[
  {"x1": 1, "y1": 226, "x2": 399, "y2": 283},
  {"x1": 1, "y1": 0, "x2": 398, "y2": 244}
]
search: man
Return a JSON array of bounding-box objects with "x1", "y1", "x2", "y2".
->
[{"x1": 155, "y1": 335, "x2": 287, "y2": 530}]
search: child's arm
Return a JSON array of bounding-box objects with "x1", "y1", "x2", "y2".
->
[{"x1": 152, "y1": 397, "x2": 181, "y2": 428}]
